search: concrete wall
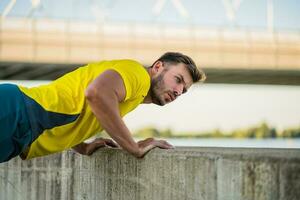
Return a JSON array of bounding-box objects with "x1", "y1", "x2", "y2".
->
[{"x1": 1, "y1": 147, "x2": 300, "y2": 200}]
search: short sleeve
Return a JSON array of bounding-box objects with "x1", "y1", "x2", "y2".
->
[{"x1": 110, "y1": 60, "x2": 150, "y2": 102}]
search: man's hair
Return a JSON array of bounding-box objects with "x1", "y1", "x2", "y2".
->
[{"x1": 151, "y1": 52, "x2": 206, "y2": 83}]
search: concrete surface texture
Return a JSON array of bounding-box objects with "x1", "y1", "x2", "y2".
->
[{"x1": 0, "y1": 147, "x2": 300, "y2": 200}]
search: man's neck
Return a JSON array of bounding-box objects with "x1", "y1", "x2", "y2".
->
[
  {"x1": 142, "y1": 94, "x2": 152, "y2": 104},
  {"x1": 142, "y1": 66, "x2": 153, "y2": 104}
]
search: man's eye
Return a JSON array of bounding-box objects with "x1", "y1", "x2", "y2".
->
[{"x1": 176, "y1": 77, "x2": 181, "y2": 83}]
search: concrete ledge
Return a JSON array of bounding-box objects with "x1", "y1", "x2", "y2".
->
[{"x1": 1, "y1": 147, "x2": 300, "y2": 200}]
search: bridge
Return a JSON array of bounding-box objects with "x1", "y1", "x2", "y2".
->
[{"x1": 0, "y1": 0, "x2": 299, "y2": 84}]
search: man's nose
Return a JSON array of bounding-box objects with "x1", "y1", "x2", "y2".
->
[{"x1": 174, "y1": 85, "x2": 183, "y2": 97}]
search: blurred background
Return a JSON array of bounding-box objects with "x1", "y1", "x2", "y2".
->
[{"x1": 0, "y1": 0, "x2": 299, "y2": 148}]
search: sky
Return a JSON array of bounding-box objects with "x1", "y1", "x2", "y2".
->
[{"x1": 0, "y1": 0, "x2": 299, "y2": 31}]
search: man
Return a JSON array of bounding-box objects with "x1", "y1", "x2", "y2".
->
[{"x1": 0, "y1": 52, "x2": 206, "y2": 163}]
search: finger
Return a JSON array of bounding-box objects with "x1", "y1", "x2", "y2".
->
[
  {"x1": 93, "y1": 140, "x2": 106, "y2": 148},
  {"x1": 94, "y1": 138, "x2": 105, "y2": 144},
  {"x1": 86, "y1": 143, "x2": 105, "y2": 155},
  {"x1": 138, "y1": 138, "x2": 154, "y2": 146},
  {"x1": 155, "y1": 141, "x2": 174, "y2": 149},
  {"x1": 161, "y1": 140, "x2": 174, "y2": 148},
  {"x1": 104, "y1": 139, "x2": 119, "y2": 148},
  {"x1": 154, "y1": 142, "x2": 167, "y2": 149}
]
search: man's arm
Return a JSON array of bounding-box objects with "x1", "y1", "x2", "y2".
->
[
  {"x1": 85, "y1": 70, "x2": 172, "y2": 158},
  {"x1": 72, "y1": 137, "x2": 118, "y2": 155}
]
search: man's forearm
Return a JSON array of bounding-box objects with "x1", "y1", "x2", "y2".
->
[{"x1": 86, "y1": 92, "x2": 141, "y2": 157}]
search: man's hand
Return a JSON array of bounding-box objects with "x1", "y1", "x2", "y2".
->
[
  {"x1": 72, "y1": 138, "x2": 118, "y2": 156},
  {"x1": 136, "y1": 138, "x2": 174, "y2": 158}
]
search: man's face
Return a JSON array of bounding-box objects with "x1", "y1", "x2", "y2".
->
[{"x1": 150, "y1": 62, "x2": 193, "y2": 106}]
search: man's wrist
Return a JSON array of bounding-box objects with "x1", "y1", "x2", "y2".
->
[{"x1": 131, "y1": 147, "x2": 143, "y2": 158}]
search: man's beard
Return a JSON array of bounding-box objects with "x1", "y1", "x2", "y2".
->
[{"x1": 150, "y1": 70, "x2": 167, "y2": 106}]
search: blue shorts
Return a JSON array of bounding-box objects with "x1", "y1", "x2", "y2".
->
[{"x1": 0, "y1": 84, "x2": 32, "y2": 163}]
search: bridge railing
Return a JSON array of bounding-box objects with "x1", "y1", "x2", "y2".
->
[{"x1": 1, "y1": 18, "x2": 299, "y2": 70}]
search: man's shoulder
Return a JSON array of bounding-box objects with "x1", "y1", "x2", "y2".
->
[
  {"x1": 89, "y1": 59, "x2": 144, "y2": 71},
  {"x1": 109, "y1": 59, "x2": 148, "y2": 78},
  {"x1": 110, "y1": 59, "x2": 150, "y2": 98},
  {"x1": 114, "y1": 59, "x2": 144, "y2": 68}
]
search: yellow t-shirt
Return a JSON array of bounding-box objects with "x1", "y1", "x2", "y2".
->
[{"x1": 18, "y1": 59, "x2": 150, "y2": 159}]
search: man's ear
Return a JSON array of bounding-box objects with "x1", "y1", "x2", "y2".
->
[{"x1": 152, "y1": 61, "x2": 164, "y2": 74}]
